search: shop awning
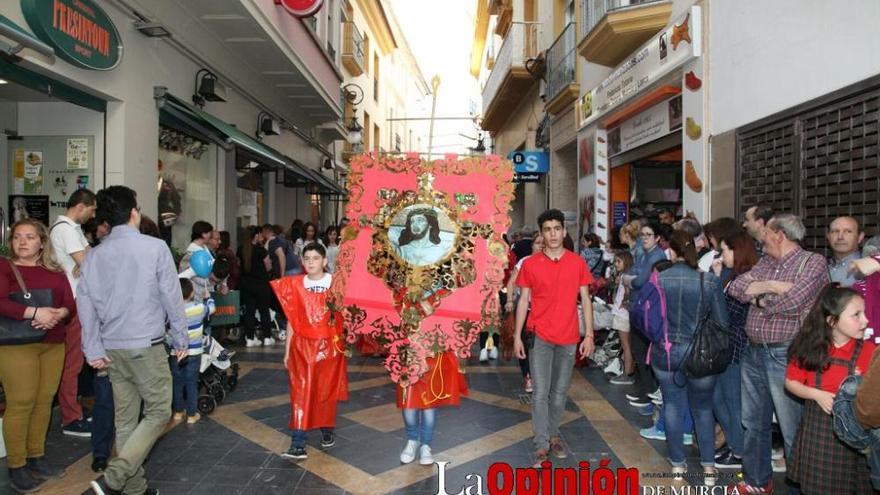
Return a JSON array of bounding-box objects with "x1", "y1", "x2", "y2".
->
[
  {"x1": 277, "y1": 156, "x2": 345, "y2": 196},
  {"x1": 305, "y1": 168, "x2": 347, "y2": 197},
  {"x1": 155, "y1": 89, "x2": 286, "y2": 170}
]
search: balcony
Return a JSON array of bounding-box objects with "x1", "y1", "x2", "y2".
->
[
  {"x1": 545, "y1": 23, "x2": 579, "y2": 115},
  {"x1": 481, "y1": 22, "x2": 539, "y2": 132},
  {"x1": 341, "y1": 21, "x2": 365, "y2": 76},
  {"x1": 578, "y1": 0, "x2": 672, "y2": 67}
]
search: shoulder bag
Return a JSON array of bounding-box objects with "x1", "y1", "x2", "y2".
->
[
  {"x1": 0, "y1": 258, "x2": 55, "y2": 345},
  {"x1": 684, "y1": 272, "x2": 732, "y2": 378}
]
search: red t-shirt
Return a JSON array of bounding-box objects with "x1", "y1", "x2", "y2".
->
[
  {"x1": 0, "y1": 262, "x2": 76, "y2": 344},
  {"x1": 786, "y1": 339, "x2": 877, "y2": 394},
  {"x1": 516, "y1": 250, "x2": 592, "y2": 345}
]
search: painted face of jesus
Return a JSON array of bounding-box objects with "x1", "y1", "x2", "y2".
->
[{"x1": 409, "y1": 214, "x2": 429, "y2": 238}]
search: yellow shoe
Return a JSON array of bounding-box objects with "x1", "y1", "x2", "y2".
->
[
  {"x1": 187, "y1": 413, "x2": 201, "y2": 424},
  {"x1": 172, "y1": 412, "x2": 185, "y2": 422}
]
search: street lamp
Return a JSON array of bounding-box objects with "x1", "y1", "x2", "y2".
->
[
  {"x1": 342, "y1": 83, "x2": 364, "y2": 150},
  {"x1": 427, "y1": 75, "x2": 441, "y2": 157}
]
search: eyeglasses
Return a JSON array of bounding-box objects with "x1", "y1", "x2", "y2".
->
[{"x1": 640, "y1": 232, "x2": 655, "y2": 238}]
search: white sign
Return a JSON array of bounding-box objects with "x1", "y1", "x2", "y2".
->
[
  {"x1": 578, "y1": 5, "x2": 701, "y2": 129},
  {"x1": 607, "y1": 95, "x2": 681, "y2": 157}
]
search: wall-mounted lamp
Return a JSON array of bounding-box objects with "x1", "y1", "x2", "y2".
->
[
  {"x1": 256, "y1": 111, "x2": 280, "y2": 139},
  {"x1": 134, "y1": 20, "x2": 171, "y2": 38},
  {"x1": 193, "y1": 69, "x2": 227, "y2": 107},
  {"x1": 342, "y1": 83, "x2": 364, "y2": 147}
]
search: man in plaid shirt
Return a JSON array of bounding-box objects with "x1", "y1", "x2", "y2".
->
[{"x1": 727, "y1": 213, "x2": 828, "y2": 494}]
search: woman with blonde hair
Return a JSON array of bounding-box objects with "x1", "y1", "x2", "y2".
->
[{"x1": 0, "y1": 218, "x2": 77, "y2": 492}]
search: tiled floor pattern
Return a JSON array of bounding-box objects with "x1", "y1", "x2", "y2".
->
[{"x1": 0, "y1": 345, "x2": 792, "y2": 494}]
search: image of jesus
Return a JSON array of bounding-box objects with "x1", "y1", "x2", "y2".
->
[{"x1": 395, "y1": 207, "x2": 452, "y2": 266}]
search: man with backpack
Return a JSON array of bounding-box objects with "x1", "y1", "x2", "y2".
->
[{"x1": 513, "y1": 209, "x2": 595, "y2": 468}]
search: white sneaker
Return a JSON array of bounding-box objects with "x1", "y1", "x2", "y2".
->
[
  {"x1": 419, "y1": 445, "x2": 434, "y2": 465},
  {"x1": 263, "y1": 337, "x2": 276, "y2": 346},
  {"x1": 479, "y1": 348, "x2": 488, "y2": 363},
  {"x1": 603, "y1": 357, "x2": 623, "y2": 376},
  {"x1": 647, "y1": 388, "x2": 662, "y2": 401},
  {"x1": 489, "y1": 347, "x2": 498, "y2": 360},
  {"x1": 400, "y1": 440, "x2": 419, "y2": 464},
  {"x1": 245, "y1": 338, "x2": 259, "y2": 348}
]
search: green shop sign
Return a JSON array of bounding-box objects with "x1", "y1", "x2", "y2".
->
[{"x1": 21, "y1": 0, "x2": 122, "y2": 70}]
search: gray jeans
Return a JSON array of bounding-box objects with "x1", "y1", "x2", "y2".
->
[
  {"x1": 529, "y1": 335, "x2": 576, "y2": 450},
  {"x1": 105, "y1": 345, "x2": 172, "y2": 494}
]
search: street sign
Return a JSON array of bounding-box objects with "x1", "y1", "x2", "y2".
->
[{"x1": 508, "y1": 151, "x2": 549, "y2": 174}]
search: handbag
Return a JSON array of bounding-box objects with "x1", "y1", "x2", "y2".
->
[
  {"x1": 684, "y1": 272, "x2": 732, "y2": 378},
  {"x1": 0, "y1": 258, "x2": 55, "y2": 345}
]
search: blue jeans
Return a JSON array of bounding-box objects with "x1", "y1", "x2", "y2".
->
[
  {"x1": 656, "y1": 402, "x2": 693, "y2": 434},
  {"x1": 91, "y1": 371, "x2": 115, "y2": 459},
  {"x1": 714, "y1": 362, "x2": 744, "y2": 456},
  {"x1": 403, "y1": 408, "x2": 436, "y2": 446},
  {"x1": 652, "y1": 347, "x2": 717, "y2": 467},
  {"x1": 170, "y1": 355, "x2": 200, "y2": 416},
  {"x1": 741, "y1": 344, "x2": 803, "y2": 487},
  {"x1": 292, "y1": 428, "x2": 333, "y2": 448}
]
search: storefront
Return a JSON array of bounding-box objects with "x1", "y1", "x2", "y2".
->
[
  {"x1": 576, "y1": 5, "x2": 704, "y2": 241},
  {"x1": 0, "y1": 0, "x2": 345, "y2": 251}
]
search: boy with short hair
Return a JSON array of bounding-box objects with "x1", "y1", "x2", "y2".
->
[
  {"x1": 270, "y1": 243, "x2": 348, "y2": 460},
  {"x1": 171, "y1": 278, "x2": 215, "y2": 424},
  {"x1": 513, "y1": 209, "x2": 595, "y2": 467}
]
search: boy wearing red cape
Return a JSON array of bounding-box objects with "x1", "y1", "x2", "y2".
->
[{"x1": 270, "y1": 243, "x2": 348, "y2": 460}]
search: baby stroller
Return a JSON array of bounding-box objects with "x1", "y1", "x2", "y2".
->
[
  {"x1": 197, "y1": 335, "x2": 240, "y2": 415},
  {"x1": 584, "y1": 296, "x2": 622, "y2": 371}
]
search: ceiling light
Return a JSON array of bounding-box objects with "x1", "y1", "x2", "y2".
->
[{"x1": 134, "y1": 20, "x2": 171, "y2": 38}]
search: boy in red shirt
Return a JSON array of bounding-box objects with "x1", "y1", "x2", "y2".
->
[{"x1": 514, "y1": 209, "x2": 595, "y2": 467}]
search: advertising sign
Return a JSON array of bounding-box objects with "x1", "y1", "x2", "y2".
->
[
  {"x1": 21, "y1": 0, "x2": 123, "y2": 70},
  {"x1": 508, "y1": 150, "x2": 550, "y2": 174},
  {"x1": 578, "y1": 5, "x2": 700, "y2": 129},
  {"x1": 275, "y1": 0, "x2": 325, "y2": 18},
  {"x1": 607, "y1": 95, "x2": 682, "y2": 157}
]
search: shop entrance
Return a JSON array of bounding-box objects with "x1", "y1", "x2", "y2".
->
[
  {"x1": 0, "y1": 66, "x2": 105, "y2": 238},
  {"x1": 609, "y1": 145, "x2": 682, "y2": 229}
]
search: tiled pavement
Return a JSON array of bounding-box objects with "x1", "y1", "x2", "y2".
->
[{"x1": 0, "y1": 344, "x2": 791, "y2": 494}]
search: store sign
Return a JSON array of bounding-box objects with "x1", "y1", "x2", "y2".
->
[
  {"x1": 508, "y1": 150, "x2": 550, "y2": 174},
  {"x1": 513, "y1": 173, "x2": 542, "y2": 183},
  {"x1": 608, "y1": 95, "x2": 681, "y2": 157},
  {"x1": 275, "y1": 0, "x2": 324, "y2": 18},
  {"x1": 578, "y1": 5, "x2": 700, "y2": 129},
  {"x1": 21, "y1": 0, "x2": 122, "y2": 70}
]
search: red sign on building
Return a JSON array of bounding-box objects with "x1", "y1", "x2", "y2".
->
[{"x1": 274, "y1": 0, "x2": 324, "y2": 18}]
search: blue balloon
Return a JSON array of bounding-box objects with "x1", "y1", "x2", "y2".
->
[{"x1": 190, "y1": 250, "x2": 214, "y2": 278}]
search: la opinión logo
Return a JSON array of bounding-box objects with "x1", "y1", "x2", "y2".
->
[{"x1": 433, "y1": 459, "x2": 639, "y2": 495}]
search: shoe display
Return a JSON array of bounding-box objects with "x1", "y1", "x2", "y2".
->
[
  {"x1": 418, "y1": 445, "x2": 434, "y2": 465},
  {"x1": 609, "y1": 374, "x2": 635, "y2": 385},
  {"x1": 640, "y1": 425, "x2": 666, "y2": 441},
  {"x1": 62, "y1": 418, "x2": 92, "y2": 438},
  {"x1": 714, "y1": 451, "x2": 742, "y2": 469},
  {"x1": 321, "y1": 431, "x2": 336, "y2": 448},
  {"x1": 524, "y1": 376, "x2": 533, "y2": 393},
  {"x1": 281, "y1": 446, "x2": 308, "y2": 460},
  {"x1": 91, "y1": 457, "x2": 108, "y2": 473},
  {"x1": 186, "y1": 413, "x2": 201, "y2": 424},
  {"x1": 479, "y1": 348, "x2": 488, "y2": 363},
  {"x1": 25, "y1": 457, "x2": 64, "y2": 480},
  {"x1": 400, "y1": 440, "x2": 419, "y2": 464},
  {"x1": 549, "y1": 437, "x2": 567, "y2": 459},
  {"x1": 489, "y1": 347, "x2": 498, "y2": 360},
  {"x1": 9, "y1": 466, "x2": 43, "y2": 493}
]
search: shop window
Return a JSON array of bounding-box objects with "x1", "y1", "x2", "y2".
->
[{"x1": 158, "y1": 126, "x2": 217, "y2": 249}]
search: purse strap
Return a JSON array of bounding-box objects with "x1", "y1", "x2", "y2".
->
[{"x1": 5, "y1": 257, "x2": 31, "y2": 298}]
